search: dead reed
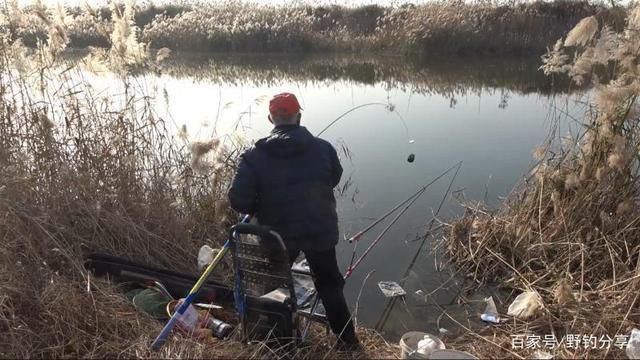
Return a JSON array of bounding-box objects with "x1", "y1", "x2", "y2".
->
[
  {"x1": 0, "y1": 3, "x2": 398, "y2": 358},
  {"x1": 0, "y1": 2, "x2": 236, "y2": 357},
  {"x1": 6, "y1": 1, "x2": 626, "y2": 57},
  {"x1": 439, "y1": 5, "x2": 640, "y2": 359}
]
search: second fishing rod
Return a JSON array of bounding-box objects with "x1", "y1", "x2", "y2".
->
[
  {"x1": 300, "y1": 162, "x2": 461, "y2": 339},
  {"x1": 341, "y1": 161, "x2": 463, "y2": 279}
]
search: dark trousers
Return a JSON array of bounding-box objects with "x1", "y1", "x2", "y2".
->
[{"x1": 288, "y1": 247, "x2": 357, "y2": 343}]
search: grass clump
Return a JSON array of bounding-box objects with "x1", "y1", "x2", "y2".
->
[{"x1": 440, "y1": 5, "x2": 640, "y2": 359}]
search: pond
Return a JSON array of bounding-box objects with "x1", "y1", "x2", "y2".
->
[{"x1": 86, "y1": 52, "x2": 584, "y2": 340}]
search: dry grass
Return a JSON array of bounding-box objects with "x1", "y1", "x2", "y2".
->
[
  {"x1": 5, "y1": 1, "x2": 627, "y2": 56},
  {"x1": 439, "y1": 6, "x2": 640, "y2": 359},
  {"x1": 0, "y1": 3, "x2": 397, "y2": 358}
]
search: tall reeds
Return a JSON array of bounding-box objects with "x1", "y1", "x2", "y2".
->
[
  {"x1": 0, "y1": 3, "x2": 399, "y2": 358},
  {"x1": 6, "y1": 1, "x2": 626, "y2": 56},
  {"x1": 0, "y1": 2, "x2": 238, "y2": 357},
  {"x1": 441, "y1": 5, "x2": 640, "y2": 359}
]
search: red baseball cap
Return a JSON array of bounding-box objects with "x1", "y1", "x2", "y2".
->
[{"x1": 269, "y1": 92, "x2": 302, "y2": 118}]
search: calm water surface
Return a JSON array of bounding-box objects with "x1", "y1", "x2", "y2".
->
[{"x1": 90, "y1": 53, "x2": 584, "y2": 339}]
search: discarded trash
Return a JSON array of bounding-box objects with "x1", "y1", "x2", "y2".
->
[
  {"x1": 293, "y1": 276, "x2": 316, "y2": 307},
  {"x1": 261, "y1": 288, "x2": 289, "y2": 303},
  {"x1": 167, "y1": 299, "x2": 233, "y2": 339},
  {"x1": 170, "y1": 299, "x2": 200, "y2": 332},
  {"x1": 197, "y1": 245, "x2": 219, "y2": 271},
  {"x1": 194, "y1": 303, "x2": 223, "y2": 310},
  {"x1": 407, "y1": 154, "x2": 416, "y2": 163},
  {"x1": 480, "y1": 313, "x2": 502, "y2": 324},
  {"x1": 530, "y1": 350, "x2": 554, "y2": 359},
  {"x1": 205, "y1": 316, "x2": 233, "y2": 339},
  {"x1": 292, "y1": 258, "x2": 310, "y2": 273},
  {"x1": 626, "y1": 328, "x2": 640, "y2": 359},
  {"x1": 481, "y1": 296, "x2": 505, "y2": 324},
  {"x1": 378, "y1": 281, "x2": 406, "y2": 298},
  {"x1": 414, "y1": 289, "x2": 428, "y2": 302},
  {"x1": 417, "y1": 334, "x2": 446, "y2": 357},
  {"x1": 438, "y1": 328, "x2": 449, "y2": 335},
  {"x1": 400, "y1": 331, "x2": 445, "y2": 359},
  {"x1": 507, "y1": 291, "x2": 543, "y2": 320},
  {"x1": 409, "y1": 139, "x2": 415, "y2": 144},
  {"x1": 482, "y1": 296, "x2": 498, "y2": 317}
]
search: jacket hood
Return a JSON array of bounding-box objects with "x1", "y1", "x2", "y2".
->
[{"x1": 255, "y1": 125, "x2": 314, "y2": 157}]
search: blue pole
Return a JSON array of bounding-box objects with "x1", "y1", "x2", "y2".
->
[{"x1": 150, "y1": 215, "x2": 250, "y2": 351}]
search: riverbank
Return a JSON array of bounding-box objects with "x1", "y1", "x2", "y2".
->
[
  {"x1": 3, "y1": 1, "x2": 639, "y2": 358},
  {"x1": 0, "y1": 5, "x2": 404, "y2": 358},
  {"x1": 7, "y1": 1, "x2": 626, "y2": 57},
  {"x1": 439, "y1": 8, "x2": 640, "y2": 359}
]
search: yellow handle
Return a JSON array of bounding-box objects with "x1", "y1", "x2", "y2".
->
[{"x1": 188, "y1": 246, "x2": 229, "y2": 295}]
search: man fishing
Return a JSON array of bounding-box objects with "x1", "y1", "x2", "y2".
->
[{"x1": 228, "y1": 92, "x2": 360, "y2": 350}]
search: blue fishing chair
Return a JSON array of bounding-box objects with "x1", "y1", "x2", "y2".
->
[
  {"x1": 229, "y1": 223, "x2": 298, "y2": 343},
  {"x1": 228, "y1": 223, "x2": 328, "y2": 345}
]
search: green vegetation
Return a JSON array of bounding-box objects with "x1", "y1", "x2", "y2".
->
[{"x1": 6, "y1": 1, "x2": 627, "y2": 56}]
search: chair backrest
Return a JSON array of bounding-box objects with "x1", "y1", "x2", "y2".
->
[{"x1": 229, "y1": 223, "x2": 297, "y2": 343}]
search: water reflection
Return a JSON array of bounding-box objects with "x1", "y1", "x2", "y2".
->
[
  {"x1": 158, "y1": 53, "x2": 572, "y2": 99},
  {"x1": 71, "y1": 52, "x2": 582, "y2": 341}
]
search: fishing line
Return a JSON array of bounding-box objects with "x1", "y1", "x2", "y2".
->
[
  {"x1": 375, "y1": 161, "x2": 462, "y2": 330},
  {"x1": 316, "y1": 102, "x2": 387, "y2": 137},
  {"x1": 316, "y1": 102, "x2": 413, "y2": 149}
]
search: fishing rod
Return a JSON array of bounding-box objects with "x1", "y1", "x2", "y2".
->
[
  {"x1": 150, "y1": 214, "x2": 251, "y2": 351},
  {"x1": 343, "y1": 161, "x2": 462, "y2": 245},
  {"x1": 346, "y1": 187, "x2": 423, "y2": 244},
  {"x1": 303, "y1": 186, "x2": 427, "y2": 339},
  {"x1": 316, "y1": 102, "x2": 412, "y2": 151},
  {"x1": 343, "y1": 161, "x2": 461, "y2": 278},
  {"x1": 375, "y1": 162, "x2": 462, "y2": 330},
  {"x1": 301, "y1": 163, "x2": 461, "y2": 340},
  {"x1": 344, "y1": 186, "x2": 426, "y2": 279},
  {"x1": 316, "y1": 102, "x2": 387, "y2": 137}
]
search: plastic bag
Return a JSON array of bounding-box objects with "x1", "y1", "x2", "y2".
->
[
  {"x1": 197, "y1": 245, "x2": 219, "y2": 271},
  {"x1": 481, "y1": 296, "x2": 504, "y2": 323},
  {"x1": 378, "y1": 281, "x2": 406, "y2": 297},
  {"x1": 626, "y1": 328, "x2": 640, "y2": 359},
  {"x1": 507, "y1": 291, "x2": 543, "y2": 319}
]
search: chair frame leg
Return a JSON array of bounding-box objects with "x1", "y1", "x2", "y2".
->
[{"x1": 300, "y1": 296, "x2": 319, "y2": 341}]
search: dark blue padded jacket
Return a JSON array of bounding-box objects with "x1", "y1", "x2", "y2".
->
[{"x1": 228, "y1": 125, "x2": 342, "y2": 251}]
